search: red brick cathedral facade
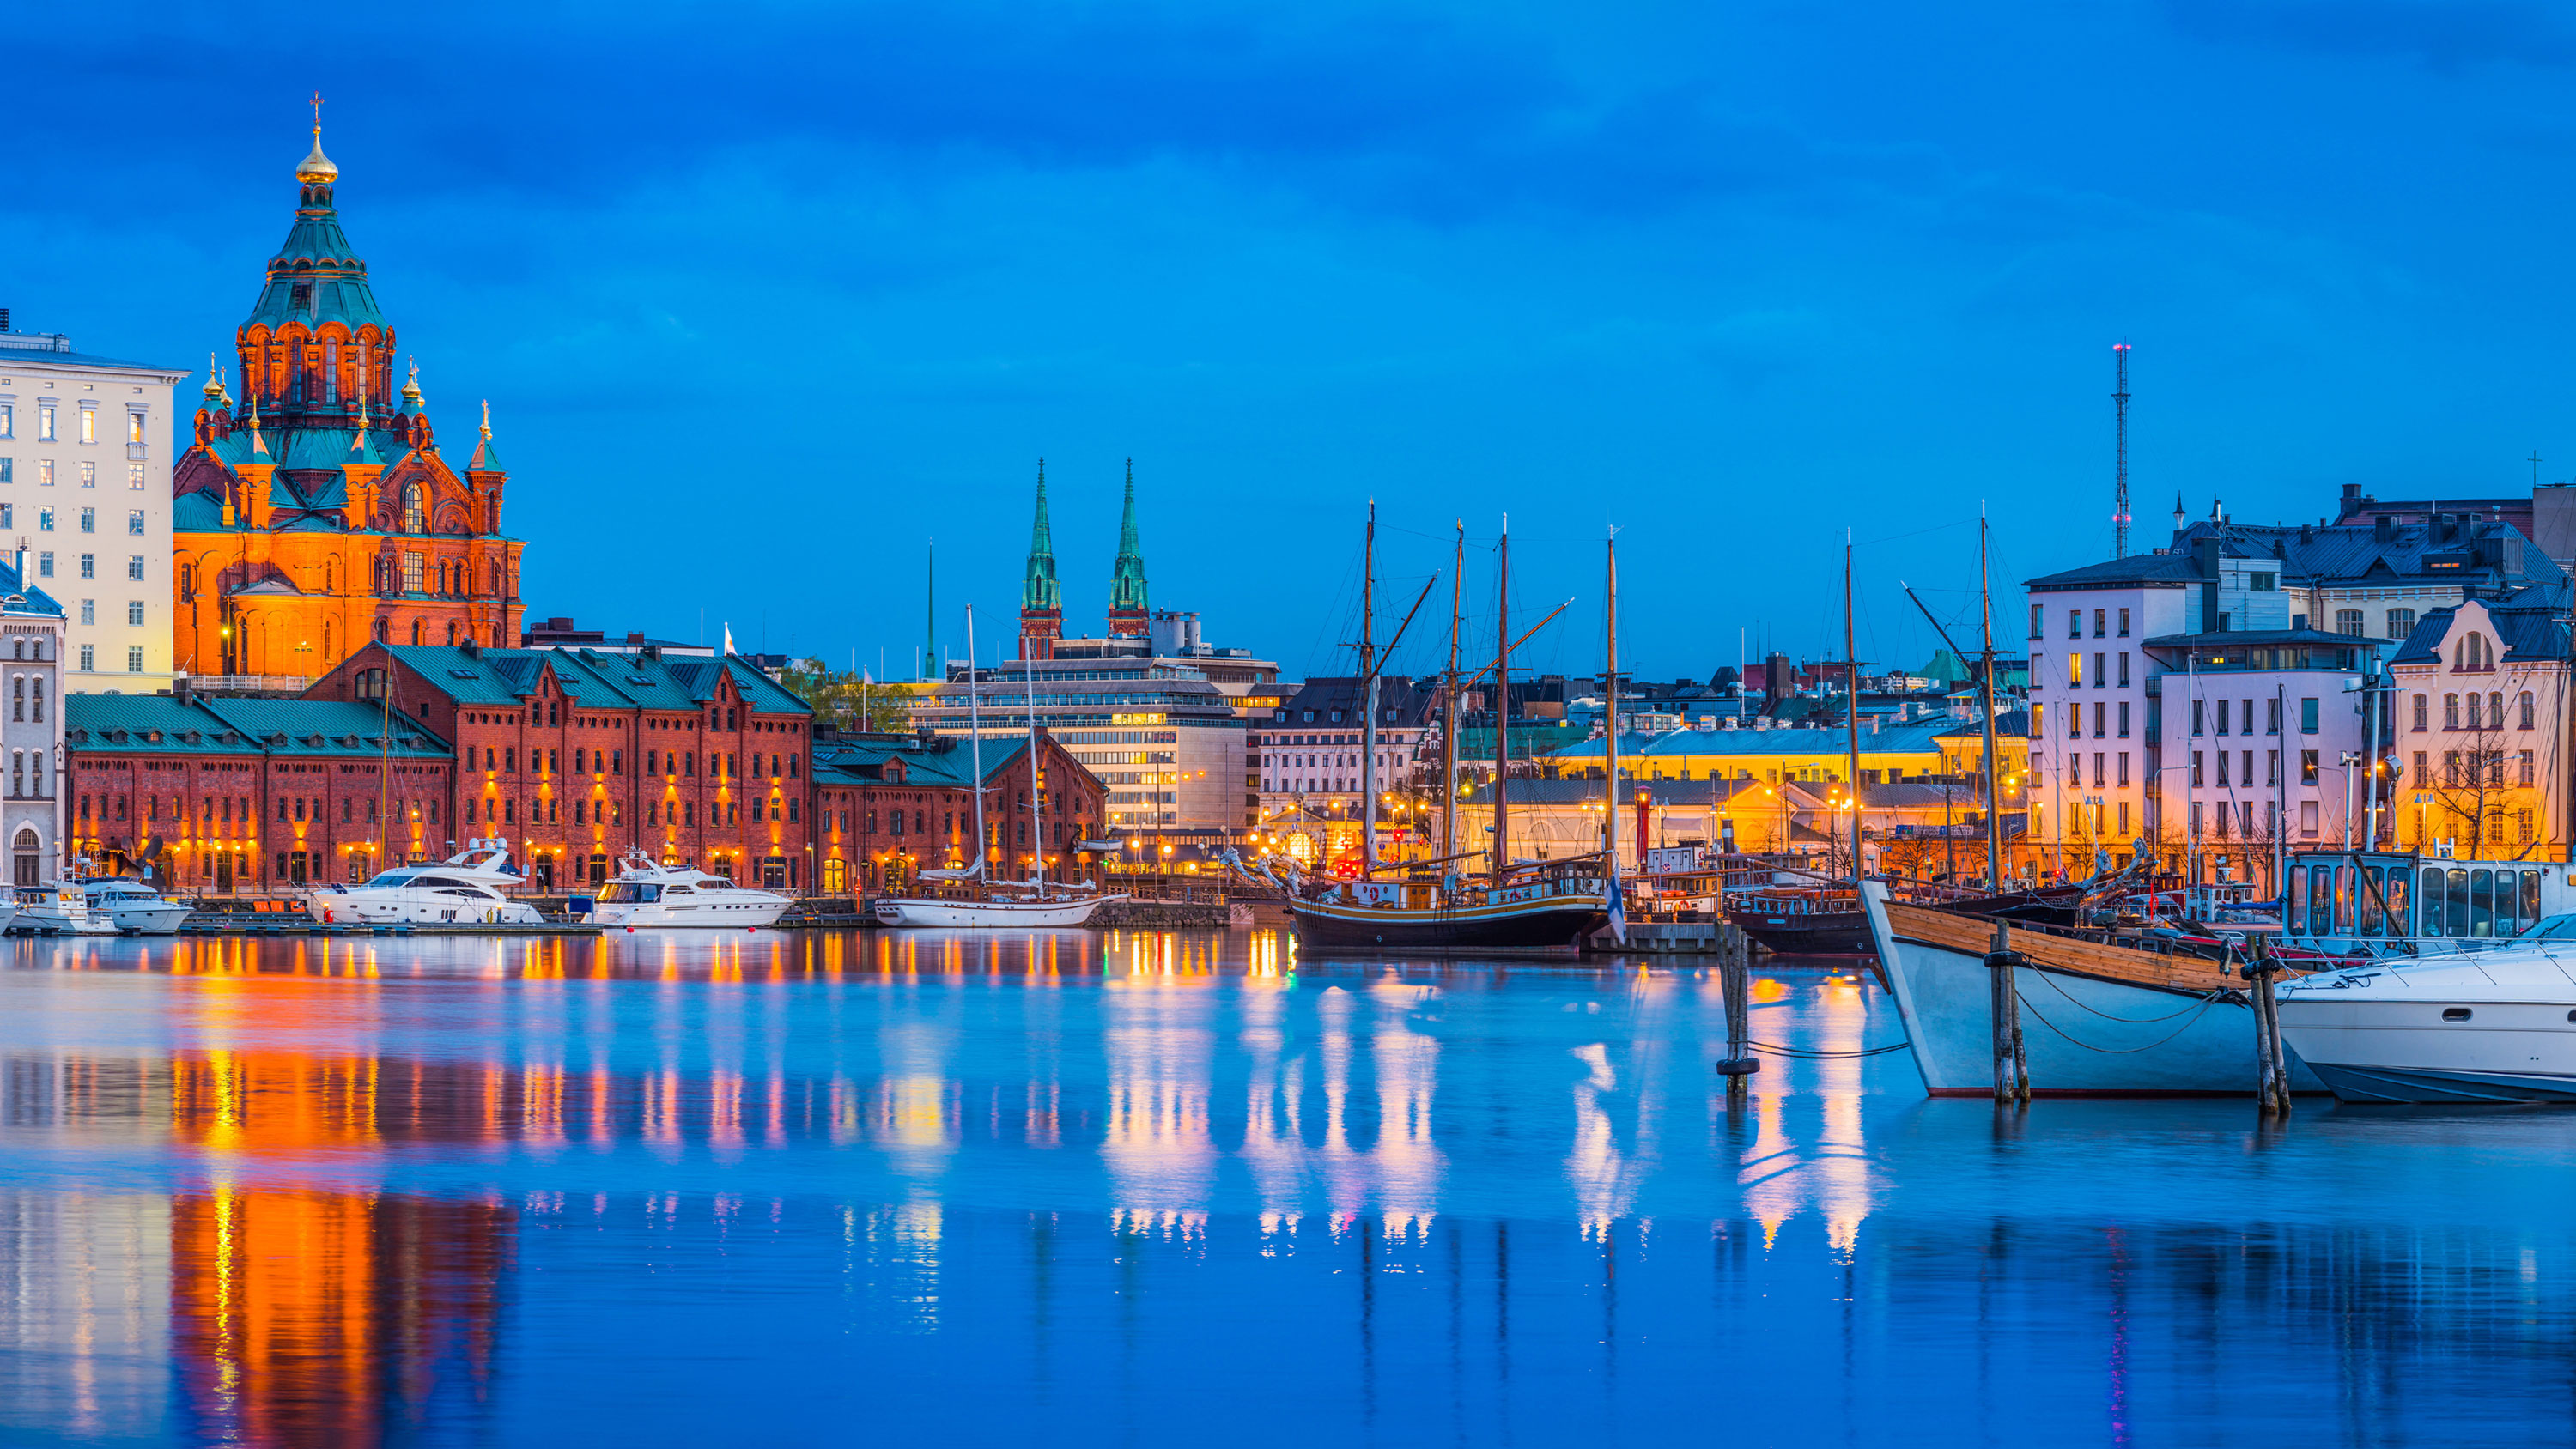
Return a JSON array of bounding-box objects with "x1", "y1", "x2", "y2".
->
[{"x1": 169, "y1": 123, "x2": 524, "y2": 682}]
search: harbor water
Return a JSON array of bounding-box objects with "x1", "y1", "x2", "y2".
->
[{"x1": 3, "y1": 928, "x2": 2572, "y2": 1446}]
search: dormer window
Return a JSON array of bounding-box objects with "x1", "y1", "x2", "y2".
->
[{"x1": 290, "y1": 283, "x2": 312, "y2": 309}]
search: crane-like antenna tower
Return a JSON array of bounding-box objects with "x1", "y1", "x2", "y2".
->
[{"x1": 2112, "y1": 342, "x2": 2133, "y2": 558}]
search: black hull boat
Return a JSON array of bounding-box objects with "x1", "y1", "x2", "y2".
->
[
  {"x1": 1290, "y1": 893, "x2": 1609, "y2": 958},
  {"x1": 1728, "y1": 884, "x2": 2085, "y2": 959}
]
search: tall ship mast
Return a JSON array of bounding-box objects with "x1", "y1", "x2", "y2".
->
[{"x1": 1285, "y1": 510, "x2": 1610, "y2": 957}]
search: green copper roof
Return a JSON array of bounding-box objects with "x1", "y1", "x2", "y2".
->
[
  {"x1": 1022, "y1": 459, "x2": 1061, "y2": 612},
  {"x1": 1109, "y1": 458, "x2": 1147, "y2": 614},
  {"x1": 240, "y1": 173, "x2": 389, "y2": 336}
]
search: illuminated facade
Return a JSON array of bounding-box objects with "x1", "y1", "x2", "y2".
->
[
  {"x1": 169, "y1": 122, "x2": 525, "y2": 684},
  {"x1": 811, "y1": 730, "x2": 1108, "y2": 893},
  {"x1": 304, "y1": 640, "x2": 814, "y2": 890},
  {"x1": 0, "y1": 331, "x2": 188, "y2": 690},
  {"x1": 65, "y1": 692, "x2": 455, "y2": 889}
]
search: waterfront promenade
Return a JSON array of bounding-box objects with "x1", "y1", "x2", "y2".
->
[{"x1": 2, "y1": 928, "x2": 2569, "y2": 1445}]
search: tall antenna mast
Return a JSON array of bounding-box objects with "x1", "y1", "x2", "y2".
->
[{"x1": 2112, "y1": 342, "x2": 2133, "y2": 559}]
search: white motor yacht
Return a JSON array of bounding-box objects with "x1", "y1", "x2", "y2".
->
[
  {"x1": 15, "y1": 882, "x2": 113, "y2": 935},
  {"x1": 2277, "y1": 915, "x2": 2576, "y2": 1102},
  {"x1": 80, "y1": 877, "x2": 193, "y2": 935},
  {"x1": 305, "y1": 839, "x2": 546, "y2": 926},
  {"x1": 589, "y1": 852, "x2": 793, "y2": 928}
]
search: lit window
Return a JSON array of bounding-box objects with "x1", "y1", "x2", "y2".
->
[
  {"x1": 37, "y1": 403, "x2": 55, "y2": 442},
  {"x1": 37, "y1": 460, "x2": 52, "y2": 488},
  {"x1": 0, "y1": 403, "x2": 12, "y2": 438},
  {"x1": 77, "y1": 408, "x2": 95, "y2": 445},
  {"x1": 125, "y1": 601, "x2": 143, "y2": 627},
  {"x1": 404, "y1": 482, "x2": 425, "y2": 534},
  {"x1": 78, "y1": 462, "x2": 94, "y2": 488},
  {"x1": 125, "y1": 465, "x2": 143, "y2": 490},
  {"x1": 125, "y1": 556, "x2": 142, "y2": 581},
  {"x1": 402, "y1": 552, "x2": 423, "y2": 591},
  {"x1": 126, "y1": 412, "x2": 144, "y2": 446}
]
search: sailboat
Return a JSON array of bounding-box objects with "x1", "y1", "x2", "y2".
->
[
  {"x1": 1288, "y1": 511, "x2": 1612, "y2": 957},
  {"x1": 872, "y1": 606, "x2": 1128, "y2": 929}
]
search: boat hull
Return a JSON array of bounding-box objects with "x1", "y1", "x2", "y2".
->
[
  {"x1": 97, "y1": 902, "x2": 191, "y2": 935},
  {"x1": 307, "y1": 892, "x2": 547, "y2": 925},
  {"x1": 1730, "y1": 910, "x2": 1872, "y2": 956},
  {"x1": 1289, "y1": 895, "x2": 1608, "y2": 958},
  {"x1": 2280, "y1": 997, "x2": 2576, "y2": 1103},
  {"x1": 872, "y1": 894, "x2": 1121, "y2": 929},
  {"x1": 1862, "y1": 883, "x2": 2321, "y2": 1096},
  {"x1": 594, "y1": 897, "x2": 791, "y2": 928}
]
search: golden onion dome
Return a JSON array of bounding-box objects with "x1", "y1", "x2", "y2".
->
[{"x1": 297, "y1": 127, "x2": 339, "y2": 185}]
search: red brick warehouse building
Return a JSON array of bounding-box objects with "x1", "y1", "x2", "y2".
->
[
  {"x1": 304, "y1": 640, "x2": 817, "y2": 890},
  {"x1": 65, "y1": 691, "x2": 455, "y2": 889}
]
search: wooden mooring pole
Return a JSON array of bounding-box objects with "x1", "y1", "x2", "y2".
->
[
  {"x1": 1984, "y1": 919, "x2": 2030, "y2": 1102},
  {"x1": 2245, "y1": 937, "x2": 2292, "y2": 1117},
  {"x1": 1720, "y1": 921, "x2": 1755, "y2": 1106}
]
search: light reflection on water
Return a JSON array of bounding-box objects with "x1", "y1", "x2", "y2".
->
[{"x1": 1, "y1": 930, "x2": 2573, "y2": 1446}]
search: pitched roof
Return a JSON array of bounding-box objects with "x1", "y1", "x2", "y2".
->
[
  {"x1": 2389, "y1": 604, "x2": 2570, "y2": 666},
  {"x1": 382, "y1": 644, "x2": 816, "y2": 717},
  {"x1": 67, "y1": 694, "x2": 448, "y2": 757}
]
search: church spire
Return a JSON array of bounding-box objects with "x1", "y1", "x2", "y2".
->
[
  {"x1": 1107, "y1": 457, "x2": 1149, "y2": 636},
  {"x1": 1018, "y1": 459, "x2": 1062, "y2": 660}
]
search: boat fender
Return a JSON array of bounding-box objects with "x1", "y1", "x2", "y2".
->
[{"x1": 1712, "y1": 1057, "x2": 1761, "y2": 1076}]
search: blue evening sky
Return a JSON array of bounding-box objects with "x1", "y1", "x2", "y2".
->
[{"x1": 9, "y1": 1, "x2": 2573, "y2": 683}]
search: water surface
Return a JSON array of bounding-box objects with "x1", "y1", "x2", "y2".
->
[{"x1": 1, "y1": 929, "x2": 2569, "y2": 1446}]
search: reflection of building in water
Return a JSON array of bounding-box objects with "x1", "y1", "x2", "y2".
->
[
  {"x1": 1734, "y1": 973, "x2": 1876, "y2": 1254},
  {"x1": 0, "y1": 1192, "x2": 170, "y2": 1443},
  {"x1": 1101, "y1": 965, "x2": 1220, "y2": 1227},
  {"x1": 171, "y1": 1188, "x2": 511, "y2": 1445}
]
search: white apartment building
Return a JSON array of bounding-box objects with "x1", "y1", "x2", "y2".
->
[
  {"x1": 0, "y1": 330, "x2": 185, "y2": 694},
  {"x1": 1254, "y1": 676, "x2": 1436, "y2": 816},
  {"x1": 2026, "y1": 535, "x2": 2383, "y2": 888}
]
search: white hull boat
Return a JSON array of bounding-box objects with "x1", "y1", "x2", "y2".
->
[
  {"x1": 305, "y1": 839, "x2": 546, "y2": 926},
  {"x1": 15, "y1": 883, "x2": 116, "y2": 936},
  {"x1": 81, "y1": 878, "x2": 192, "y2": 935},
  {"x1": 1861, "y1": 882, "x2": 2321, "y2": 1096},
  {"x1": 872, "y1": 892, "x2": 1124, "y2": 929},
  {"x1": 591, "y1": 852, "x2": 793, "y2": 928},
  {"x1": 2279, "y1": 933, "x2": 2576, "y2": 1102}
]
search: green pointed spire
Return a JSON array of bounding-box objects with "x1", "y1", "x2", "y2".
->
[
  {"x1": 1109, "y1": 457, "x2": 1148, "y2": 619},
  {"x1": 1022, "y1": 459, "x2": 1061, "y2": 612}
]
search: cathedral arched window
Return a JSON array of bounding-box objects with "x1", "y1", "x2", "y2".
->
[
  {"x1": 404, "y1": 482, "x2": 426, "y2": 535},
  {"x1": 374, "y1": 617, "x2": 388, "y2": 644},
  {"x1": 410, "y1": 621, "x2": 422, "y2": 646},
  {"x1": 446, "y1": 621, "x2": 458, "y2": 646}
]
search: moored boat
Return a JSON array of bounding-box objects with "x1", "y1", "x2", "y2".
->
[
  {"x1": 1861, "y1": 881, "x2": 2322, "y2": 1096},
  {"x1": 873, "y1": 890, "x2": 1122, "y2": 929},
  {"x1": 2277, "y1": 923, "x2": 2576, "y2": 1102},
  {"x1": 304, "y1": 839, "x2": 546, "y2": 925},
  {"x1": 80, "y1": 877, "x2": 192, "y2": 935},
  {"x1": 589, "y1": 851, "x2": 792, "y2": 927},
  {"x1": 15, "y1": 882, "x2": 112, "y2": 935}
]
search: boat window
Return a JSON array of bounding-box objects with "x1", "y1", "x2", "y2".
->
[
  {"x1": 665, "y1": 885, "x2": 695, "y2": 895},
  {"x1": 2335, "y1": 863, "x2": 2355, "y2": 934},
  {"x1": 2382, "y1": 867, "x2": 2410, "y2": 938},
  {"x1": 2287, "y1": 866, "x2": 2306, "y2": 934},
  {"x1": 2356, "y1": 866, "x2": 2383, "y2": 937},
  {"x1": 2496, "y1": 870, "x2": 2523, "y2": 938},
  {"x1": 2524, "y1": 871, "x2": 2543, "y2": 934},
  {"x1": 2421, "y1": 868, "x2": 2445, "y2": 937},
  {"x1": 364, "y1": 870, "x2": 421, "y2": 888},
  {"x1": 2470, "y1": 870, "x2": 2494, "y2": 938},
  {"x1": 2447, "y1": 869, "x2": 2470, "y2": 938},
  {"x1": 2512, "y1": 914, "x2": 2576, "y2": 943},
  {"x1": 2310, "y1": 870, "x2": 2336, "y2": 937},
  {"x1": 2442, "y1": 1007, "x2": 2473, "y2": 1022}
]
